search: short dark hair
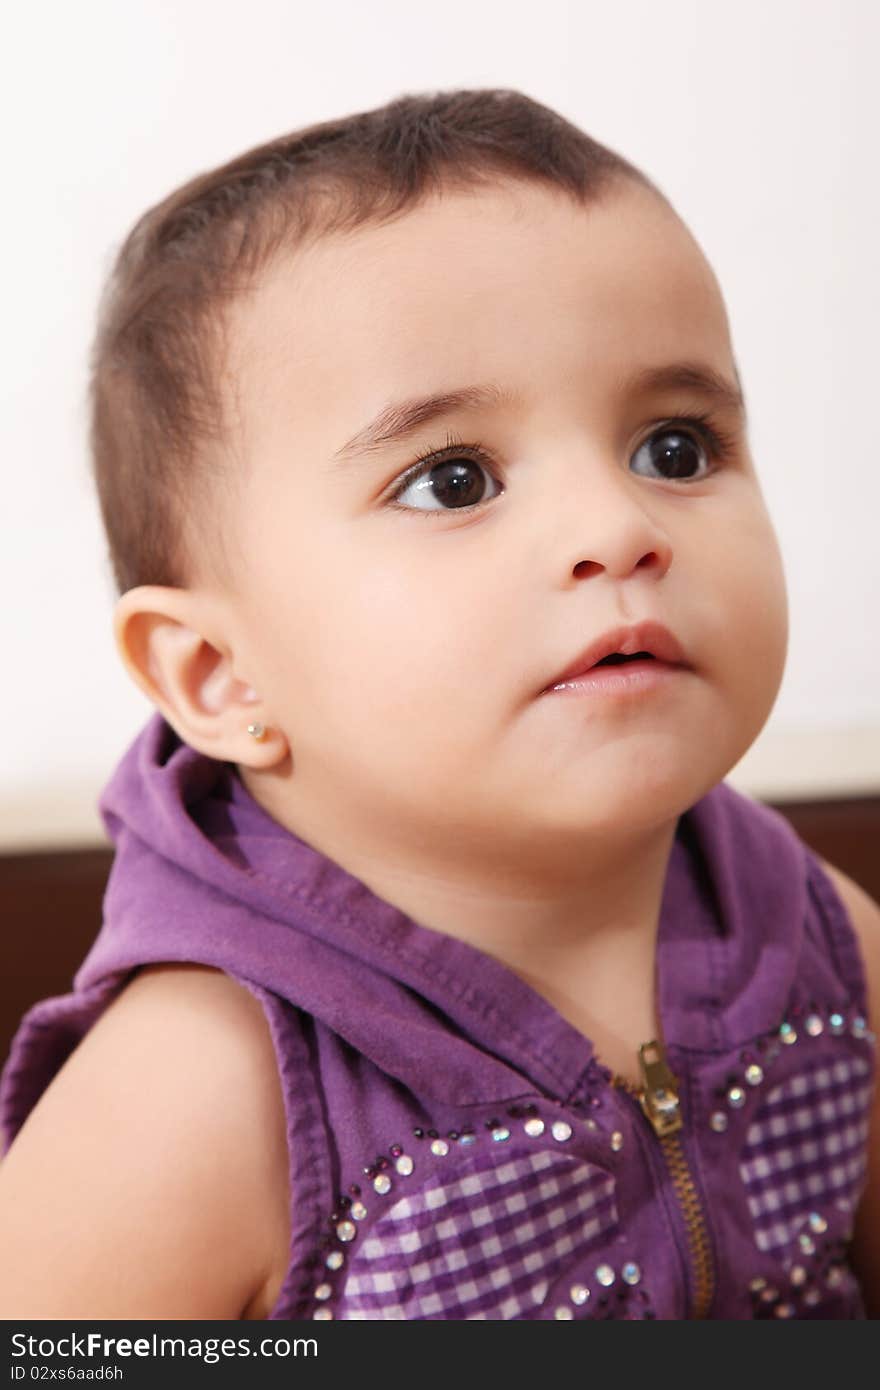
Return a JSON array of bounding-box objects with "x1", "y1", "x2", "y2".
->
[{"x1": 88, "y1": 87, "x2": 662, "y2": 598}]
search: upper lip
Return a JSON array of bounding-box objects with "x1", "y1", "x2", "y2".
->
[{"x1": 543, "y1": 620, "x2": 690, "y2": 690}]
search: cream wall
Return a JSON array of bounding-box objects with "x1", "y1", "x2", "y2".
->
[{"x1": 2, "y1": 0, "x2": 878, "y2": 852}]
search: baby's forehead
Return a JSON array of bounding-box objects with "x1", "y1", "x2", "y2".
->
[
  {"x1": 238, "y1": 178, "x2": 707, "y2": 320},
  {"x1": 223, "y1": 182, "x2": 730, "y2": 444}
]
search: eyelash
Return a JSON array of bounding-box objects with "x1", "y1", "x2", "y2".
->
[{"x1": 384, "y1": 411, "x2": 740, "y2": 519}]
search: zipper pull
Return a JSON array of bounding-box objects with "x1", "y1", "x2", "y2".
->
[{"x1": 637, "y1": 1039, "x2": 683, "y2": 1137}]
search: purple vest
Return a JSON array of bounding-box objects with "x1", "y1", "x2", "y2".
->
[{"x1": 1, "y1": 713, "x2": 875, "y2": 1320}]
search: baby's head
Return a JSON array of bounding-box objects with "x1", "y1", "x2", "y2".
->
[{"x1": 104, "y1": 88, "x2": 788, "y2": 884}]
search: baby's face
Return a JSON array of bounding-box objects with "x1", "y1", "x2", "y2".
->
[{"x1": 219, "y1": 178, "x2": 788, "y2": 866}]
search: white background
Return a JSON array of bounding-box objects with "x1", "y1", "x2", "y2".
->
[{"x1": 2, "y1": 0, "x2": 878, "y2": 850}]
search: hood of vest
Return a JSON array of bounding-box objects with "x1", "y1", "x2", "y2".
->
[{"x1": 60, "y1": 712, "x2": 810, "y2": 1100}]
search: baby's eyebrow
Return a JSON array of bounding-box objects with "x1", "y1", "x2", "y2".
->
[
  {"x1": 331, "y1": 383, "x2": 519, "y2": 466},
  {"x1": 330, "y1": 360, "x2": 746, "y2": 468}
]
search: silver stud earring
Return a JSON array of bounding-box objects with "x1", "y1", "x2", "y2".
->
[{"x1": 247, "y1": 722, "x2": 267, "y2": 740}]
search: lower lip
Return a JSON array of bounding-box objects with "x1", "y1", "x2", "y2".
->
[{"x1": 543, "y1": 659, "x2": 686, "y2": 696}]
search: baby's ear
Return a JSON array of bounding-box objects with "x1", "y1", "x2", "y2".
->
[{"x1": 112, "y1": 585, "x2": 284, "y2": 764}]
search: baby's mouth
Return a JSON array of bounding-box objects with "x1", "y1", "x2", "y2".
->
[{"x1": 592, "y1": 652, "x2": 655, "y2": 666}]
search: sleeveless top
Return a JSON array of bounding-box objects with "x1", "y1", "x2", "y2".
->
[{"x1": 0, "y1": 713, "x2": 875, "y2": 1320}]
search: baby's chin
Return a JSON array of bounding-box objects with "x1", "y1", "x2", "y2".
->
[
  {"x1": 524, "y1": 783, "x2": 693, "y2": 842},
  {"x1": 497, "y1": 751, "x2": 721, "y2": 839}
]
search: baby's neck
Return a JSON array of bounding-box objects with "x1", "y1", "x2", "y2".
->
[
  {"x1": 238, "y1": 760, "x2": 679, "y2": 1067},
  {"x1": 339, "y1": 815, "x2": 679, "y2": 1079},
  {"x1": 350, "y1": 815, "x2": 678, "y2": 958},
  {"x1": 369, "y1": 832, "x2": 674, "y2": 1089}
]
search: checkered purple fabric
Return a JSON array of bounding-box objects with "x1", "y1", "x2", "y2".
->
[
  {"x1": 336, "y1": 1147, "x2": 619, "y2": 1319},
  {"x1": 738, "y1": 1056, "x2": 873, "y2": 1254}
]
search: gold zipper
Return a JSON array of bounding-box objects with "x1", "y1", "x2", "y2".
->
[{"x1": 612, "y1": 1040, "x2": 715, "y2": 1319}]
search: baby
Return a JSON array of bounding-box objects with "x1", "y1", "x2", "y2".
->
[{"x1": 0, "y1": 87, "x2": 878, "y2": 1320}]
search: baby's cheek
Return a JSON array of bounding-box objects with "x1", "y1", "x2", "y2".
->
[
  {"x1": 744, "y1": 556, "x2": 789, "y2": 701},
  {"x1": 715, "y1": 508, "x2": 788, "y2": 675},
  {"x1": 719, "y1": 588, "x2": 788, "y2": 765}
]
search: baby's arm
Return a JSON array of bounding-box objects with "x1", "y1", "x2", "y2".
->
[
  {"x1": 817, "y1": 858, "x2": 880, "y2": 1317},
  {"x1": 0, "y1": 963, "x2": 291, "y2": 1319}
]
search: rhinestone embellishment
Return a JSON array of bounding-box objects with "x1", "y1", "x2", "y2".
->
[
  {"x1": 318, "y1": 1099, "x2": 665, "y2": 1321},
  {"x1": 318, "y1": 993, "x2": 869, "y2": 1324},
  {"x1": 313, "y1": 1307, "x2": 333, "y2": 1320}
]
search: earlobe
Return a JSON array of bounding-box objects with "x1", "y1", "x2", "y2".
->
[{"x1": 111, "y1": 586, "x2": 284, "y2": 765}]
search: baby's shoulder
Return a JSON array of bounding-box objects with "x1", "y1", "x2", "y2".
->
[
  {"x1": 107, "y1": 962, "x2": 293, "y2": 1318},
  {"x1": 0, "y1": 961, "x2": 291, "y2": 1319}
]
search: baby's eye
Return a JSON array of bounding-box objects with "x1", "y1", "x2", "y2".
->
[
  {"x1": 631, "y1": 423, "x2": 716, "y2": 483},
  {"x1": 387, "y1": 448, "x2": 502, "y2": 516}
]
